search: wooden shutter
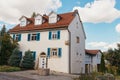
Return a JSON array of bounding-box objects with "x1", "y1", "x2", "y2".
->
[
  {"x1": 57, "y1": 30, "x2": 60, "y2": 39},
  {"x1": 28, "y1": 34, "x2": 31, "y2": 41},
  {"x1": 33, "y1": 51, "x2": 36, "y2": 60},
  {"x1": 13, "y1": 34, "x2": 15, "y2": 40},
  {"x1": 47, "y1": 48, "x2": 50, "y2": 58},
  {"x1": 49, "y1": 31, "x2": 52, "y2": 40},
  {"x1": 37, "y1": 33, "x2": 40, "y2": 41},
  {"x1": 18, "y1": 34, "x2": 21, "y2": 41},
  {"x1": 58, "y1": 48, "x2": 62, "y2": 57}
]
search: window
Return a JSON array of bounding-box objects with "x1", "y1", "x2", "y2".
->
[
  {"x1": 28, "y1": 33, "x2": 40, "y2": 41},
  {"x1": 47, "y1": 48, "x2": 62, "y2": 58},
  {"x1": 51, "y1": 48, "x2": 58, "y2": 57},
  {"x1": 76, "y1": 36, "x2": 80, "y2": 43},
  {"x1": 20, "y1": 21, "x2": 26, "y2": 26},
  {"x1": 49, "y1": 31, "x2": 60, "y2": 40},
  {"x1": 76, "y1": 22, "x2": 78, "y2": 28},
  {"x1": 31, "y1": 34, "x2": 37, "y2": 40},
  {"x1": 35, "y1": 19, "x2": 41, "y2": 25},
  {"x1": 13, "y1": 34, "x2": 21, "y2": 41}
]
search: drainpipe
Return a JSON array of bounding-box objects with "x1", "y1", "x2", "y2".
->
[{"x1": 68, "y1": 29, "x2": 71, "y2": 74}]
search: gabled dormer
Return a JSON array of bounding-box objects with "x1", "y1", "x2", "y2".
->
[
  {"x1": 48, "y1": 11, "x2": 59, "y2": 24},
  {"x1": 34, "y1": 14, "x2": 42, "y2": 25},
  {"x1": 19, "y1": 16, "x2": 27, "y2": 27}
]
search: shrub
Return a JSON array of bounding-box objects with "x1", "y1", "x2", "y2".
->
[
  {"x1": 0, "y1": 65, "x2": 21, "y2": 72},
  {"x1": 20, "y1": 50, "x2": 35, "y2": 69},
  {"x1": 8, "y1": 48, "x2": 22, "y2": 67}
]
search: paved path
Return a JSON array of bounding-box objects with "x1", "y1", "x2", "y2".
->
[
  {"x1": 0, "y1": 70, "x2": 78, "y2": 80},
  {"x1": 0, "y1": 73, "x2": 34, "y2": 80}
]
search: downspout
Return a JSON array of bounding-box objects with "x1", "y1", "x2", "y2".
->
[{"x1": 68, "y1": 29, "x2": 71, "y2": 74}]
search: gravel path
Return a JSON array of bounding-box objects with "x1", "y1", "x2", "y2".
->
[
  {"x1": 0, "y1": 73, "x2": 34, "y2": 80},
  {"x1": 0, "y1": 70, "x2": 78, "y2": 80}
]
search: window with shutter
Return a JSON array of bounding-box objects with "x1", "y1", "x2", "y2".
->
[
  {"x1": 49, "y1": 30, "x2": 60, "y2": 40},
  {"x1": 13, "y1": 34, "x2": 21, "y2": 41}
]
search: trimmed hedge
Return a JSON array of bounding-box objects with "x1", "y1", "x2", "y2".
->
[{"x1": 0, "y1": 65, "x2": 21, "y2": 72}]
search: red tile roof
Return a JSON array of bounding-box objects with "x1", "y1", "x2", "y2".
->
[
  {"x1": 85, "y1": 49, "x2": 101, "y2": 55},
  {"x1": 9, "y1": 11, "x2": 76, "y2": 33}
]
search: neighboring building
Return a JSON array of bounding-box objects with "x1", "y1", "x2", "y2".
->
[
  {"x1": 85, "y1": 50, "x2": 102, "y2": 73},
  {"x1": 9, "y1": 10, "x2": 86, "y2": 74}
]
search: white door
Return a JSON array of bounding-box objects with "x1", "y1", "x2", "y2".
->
[{"x1": 39, "y1": 57, "x2": 46, "y2": 69}]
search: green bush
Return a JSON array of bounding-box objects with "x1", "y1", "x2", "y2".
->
[
  {"x1": 0, "y1": 65, "x2": 21, "y2": 72},
  {"x1": 74, "y1": 74, "x2": 95, "y2": 80},
  {"x1": 20, "y1": 50, "x2": 35, "y2": 69},
  {"x1": 8, "y1": 48, "x2": 22, "y2": 67}
]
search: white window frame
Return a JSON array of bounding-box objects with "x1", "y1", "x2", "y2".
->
[
  {"x1": 15, "y1": 34, "x2": 19, "y2": 41},
  {"x1": 50, "y1": 48, "x2": 58, "y2": 57},
  {"x1": 35, "y1": 19, "x2": 41, "y2": 25},
  {"x1": 31, "y1": 34, "x2": 37, "y2": 41},
  {"x1": 52, "y1": 31, "x2": 58, "y2": 40}
]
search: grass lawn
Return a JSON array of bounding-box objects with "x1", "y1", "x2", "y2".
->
[{"x1": 0, "y1": 65, "x2": 21, "y2": 72}]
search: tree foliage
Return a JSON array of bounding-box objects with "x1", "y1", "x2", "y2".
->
[
  {"x1": 21, "y1": 50, "x2": 34, "y2": 69},
  {"x1": 0, "y1": 25, "x2": 18, "y2": 65},
  {"x1": 100, "y1": 53, "x2": 106, "y2": 73},
  {"x1": 8, "y1": 48, "x2": 21, "y2": 67},
  {"x1": 105, "y1": 44, "x2": 120, "y2": 74},
  {"x1": 31, "y1": 12, "x2": 36, "y2": 18}
]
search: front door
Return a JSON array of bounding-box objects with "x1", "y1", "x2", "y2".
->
[{"x1": 40, "y1": 57, "x2": 46, "y2": 68}]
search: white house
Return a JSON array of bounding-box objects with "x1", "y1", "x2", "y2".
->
[
  {"x1": 85, "y1": 50, "x2": 102, "y2": 73},
  {"x1": 9, "y1": 10, "x2": 86, "y2": 74}
]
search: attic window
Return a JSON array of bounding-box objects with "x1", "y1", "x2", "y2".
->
[
  {"x1": 35, "y1": 19, "x2": 41, "y2": 25},
  {"x1": 20, "y1": 20, "x2": 26, "y2": 26},
  {"x1": 49, "y1": 12, "x2": 57, "y2": 24}
]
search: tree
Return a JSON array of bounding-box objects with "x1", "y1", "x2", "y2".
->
[
  {"x1": 31, "y1": 12, "x2": 36, "y2": 18},
  {"x1": 105, "y1": 44, "x2": 120, "y2": 74},
  {"x1": 100, "y1": 53, "x2": 106, "y2": 73},
  {"x1": 21, "y1": 50, "x2": 34, "y2": 69},
  {"x1": 0, "y1": 25, "x2": 18, "y2": 65},
  {"x1": 8, "y1": 48, "x2": 21, "y2": 67}
]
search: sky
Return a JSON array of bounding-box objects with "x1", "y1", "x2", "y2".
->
[{"x1": 0, "y1": 0, "x2": 120, "y2": 51}]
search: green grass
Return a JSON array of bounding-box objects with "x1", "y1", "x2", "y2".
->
[{"x1": 0, "y1": 65, "x2": 21, "y2": 72}]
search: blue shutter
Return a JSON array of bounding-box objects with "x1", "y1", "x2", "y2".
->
[
  {"x1": 13, "y1": 34, "x2": 15, "y2": 40},
  {"x1": 19, "y1": 51, "x2": 22, "y2": 59},
  {"x1": 18, "y1": 34, "x2": 21, "y2": 41},
  {"x1": 57, "y1": 30, "x2": 60, "y2": 39},
  {"x1": 47, "y1": 48, "x2": 50, "y2": 58},
  {"x1": 28, "y1": 34, "x2": 31, "y2": 41},
  {"x1": 33, "y1": 51, "x2": 36, "y2": 60},
  {"x1": 49, "y1": 31, "x2": 52, "y2": 40},
  {"x1": 37, "y1": 33, "x2": 40, "y2": 41},
  {"x1": 58, "y1": 48, "x2": 62, "y2": 57}
]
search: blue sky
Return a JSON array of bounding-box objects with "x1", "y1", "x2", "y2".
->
[{"x1": 0, "y1": 0, "x2": 120, "y2": 51}]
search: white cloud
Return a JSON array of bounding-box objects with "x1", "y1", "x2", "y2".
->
[
  {"x1": 73, "y1": 0, "x2": 120, "y2": 23},
  {"x1": 0, "y1": 0, "x2": 62, "y2": 24},
  {"x1": 87, "y1": 41, "x2": 120, "y2": 51},
  {"x1": 116, "y1": 23, "x2": 120, "y2": 33}
]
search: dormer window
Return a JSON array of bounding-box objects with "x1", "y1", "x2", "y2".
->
[
  {"x1": 19, "y1": 16, "x2": 27, "y2": 27},
  {"x1": 35, "y1": 14, "x2": 42, "y2": 25},
  {"x1": 20, "y1": 20, "x2": 26, "y2": 26},
  {"x1": 49, "y1": 11, "x2": 57, "y2": 24}
]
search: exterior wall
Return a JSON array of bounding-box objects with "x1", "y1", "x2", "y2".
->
[
  {"x1": 85, "y1": 54, "x2": 92, "y2": 73},
  {"x1": 68, "y1": 14, "x2": 86, "y2": 74},
  {"x1": 10, "y1": 29, "x2": 69, "y2": 73},
  {"x1": 92, "y1": 52, "x2": 101, "y2": 72},
  {"x1": 85, "y1": 52, "x2": 102, "y2": 72}
]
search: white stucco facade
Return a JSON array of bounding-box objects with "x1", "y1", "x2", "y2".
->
[
  {"x1": 68, "y1": 14, "x2": 86, "y2": 74},
  {"x1": 9, "y1": 10, "x2": 88, "y2": 74}
]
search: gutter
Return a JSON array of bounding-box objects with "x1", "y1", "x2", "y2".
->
[{"x1": 68, "y1": 29, "x2": 71, "y2": 74}]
